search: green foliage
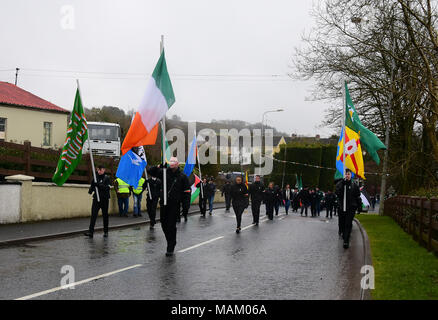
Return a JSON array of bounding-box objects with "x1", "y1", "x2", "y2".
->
[
  {"x1": 266, "y1": 143, "x2": 337, "y2": 190},
  {"x1": 408, "y1": 188, "x2": 438, "y2": 199}
]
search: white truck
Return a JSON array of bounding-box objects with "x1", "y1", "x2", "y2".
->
[{"x1": 83, "y1": 122, "x2": 121, "y2": 158}]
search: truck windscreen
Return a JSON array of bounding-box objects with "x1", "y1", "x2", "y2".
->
[{"x1": 89, "y1": 125, "x2": 119, "y2": 141}]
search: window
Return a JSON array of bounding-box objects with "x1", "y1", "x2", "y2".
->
[
  {"x1": 88, "y1": 124, "x2": 119, "y2": 141},
  {"x1": 43, "y1": 122, "x2": 52, "y2": 146},
  {"x1": 0, "y1": 118, "x2": 5, "y2": 140}
]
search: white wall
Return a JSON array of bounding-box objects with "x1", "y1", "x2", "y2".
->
[{"x1": 0, "y1": 184, "x2": 21, "y2": 223}]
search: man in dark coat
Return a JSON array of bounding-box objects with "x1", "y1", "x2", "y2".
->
[
  {"x1": 84, "y1": 165, "x2": 112, "y2": 238},
  {"x1": 297, "y1": 187, "x2": 311, "y2": 217},
  {"x1": 148, "y1": 157, "x2": 191, "y2": 256},
  {"x1": 146, "y1": 175, "x2": 161, "y2": 229},
  {"x1": 335, "y1": 169, "x2": 362, "y2": 249},
  {"x1": 248, "y1": 175, "x2": 265, "y2": 225},
  {"x1": 324, "y1": 190, "x2": 336, "y2": 219},
  {"x1": 206, "y1": 179, "x2": 216, "y2": 215},
  {"x1": 198, "y1": 178, "x2": 208, "y2": 217},
  {"x1": 230, "y1": 176, "x2": 249, "y2": 233},
  {"x1": 221, "y1": 180, "x2": 232, "y2": 211},
  {"x1": 264, "y1": 182, "x2": 276, "y2": 220},
  {"x1": 274, "y1": 185, "x2": 282, "y2": 216}
]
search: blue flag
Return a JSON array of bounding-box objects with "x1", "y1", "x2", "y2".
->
[
  {"x1": 116, "y1": 149, "x2": 147, "y2": 187},
  {"x1": 183, "y1": 134, "x2": 197, "y2": 176}
]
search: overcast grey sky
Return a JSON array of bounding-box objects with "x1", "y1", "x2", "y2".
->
[{"x1": 0, "y1": 0, "x2": 336, "y2": 137}]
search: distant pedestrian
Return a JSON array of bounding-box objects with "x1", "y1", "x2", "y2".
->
[
  {"x1": 282, "y1": 184, "x2": 292, "y2": 215},
  {"x1": 114, "y1": 177, "x2": 130, "y2": 216},
  {"x1": 206, "y1": 179, "x2": 216, "y2": 215},
  {"x1": 315, "y1": 188, "x2": 324, "y2": 216},
  {"x1": 291, "y1": 188, "x2": 299, "y2": 212},
  {"x1": 230, "y1": 176, "x2": 249, "y2": 233},
  {"x1": 249, "y1": 175, "x2": 265, "y2": 225},
  {"x1": 335, "y1": 169, "x2": 362, "y2": 249},
  {"x1": 274, "y1": 185, "x2": 282, "y2": 216},
  {"x1": 297, "y1": 187, "x2": 311, "y2": 217},
  {"x1": 264, "y1": 182, "x2": 276, "y2": 220},
  {"x1": 132, "y1": 175, "x2": 146, "y2": 217},
  {"x1": 84, "y1": 165, "x2": 112, "y2": 238},
  {"x1": 198, "y1": 178, "x2": 208, "y2": 217},
  {"x1": 221, "y1": 180, "x2": 232, "y2": 212},
  {"x1": 146, "y1": 175, "x2": 161, "y2": 229},
  {"x1": 370, "y1": 195, "x2": 376, "y2": 211},
  {"x1": 324, "y1": 190, "x2": 336, "y2": 219},
  {"x1": 310, "y1": 189, "x2": 317, "y2": 217}
]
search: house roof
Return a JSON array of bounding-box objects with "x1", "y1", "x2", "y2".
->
[{"x1": 0, "y1": 81, "x2": 70, "y2": 114}]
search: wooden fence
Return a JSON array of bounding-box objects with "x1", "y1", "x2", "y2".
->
[
  {"x1": 0, "y1": 140, "x2": 118, "y2": 183},
  {"x1": 384, "y1": 196, "x2": 438, "y2": 254}
]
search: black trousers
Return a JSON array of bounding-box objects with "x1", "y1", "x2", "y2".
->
[
  {"x1": 199, "y1": 197, "x2": 207, "y2": 216},
  {"x1": 160, "y1": 203, "x2": 178, "y2": 253},
  {"x1": 338, "y1": 208, "x2": 356, "y2": 243},
  {"x1": 225, "y1": 195, "x2": 231, "y2": 210},
  {"x1": 180, "y1": 194, "x2": 191, "y2": 218},
  {"x1": 251, "y1": 200, "x2": 262, "y2": 223},
  {"x1": 300, "y1": 204, "x2": 309, "y2": 216},
  {"x1": 233, "y1": 204, "x2": 245, "y2": 228},
  {"x1": 266, "y1": 202, "x2": 274, "y2": 220},
  {"x1": 89, "y1": 199, "x2": 109, "y2": 234},
  {"x1": 326, "y1": 205, "x2": 333, "y2": 218},
  {"x1": 310, "y1": 204, "x2": 316, "y2": 217},
  {"x1": 147, "y1": 197, "x2": 158, "y2": 226}
]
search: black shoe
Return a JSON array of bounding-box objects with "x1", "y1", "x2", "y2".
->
[
  {"x1": 165, "y1": 251, "x2": 174, "y2": 257},
  {"x1": 103, "y1": 232, "x2": 108, "y2": 238},
  {"x1": 255, "y1": 222, "x2": 259, "y2": 226},
  {"x1": 138, "y1": 214, "x2": 142, "y2": 217},
  {"x1": 84, "y1": 231, "x2": 93, "y2": 238},
  {"x1": 150, "y1": 225, "x2": 155, "y2": 230},
  {"x1": 236, "y1": 228, "x2": 241, "y2": 233},
  {"x1": 343, "y1": 242, "x2": 349, "y2": 249}
]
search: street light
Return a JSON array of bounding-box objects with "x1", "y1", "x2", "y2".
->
[{"x1": 259, "y1": 108, "x2": 284, "y2": 176}]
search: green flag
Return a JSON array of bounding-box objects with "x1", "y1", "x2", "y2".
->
[
  {"x1": 345, "y1": 82, "x2": 387, "y2": 164},
  {"x1": 52, "y1": 89, "x2": 88, "y2": 186}
]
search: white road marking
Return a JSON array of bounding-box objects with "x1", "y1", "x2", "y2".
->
[
  {"x1": 15, "y1": 210, "x2": 283, "y2": 299},
  {"x1": 15, "y1": 264, "x2": 143, "y2": 300},
  {"x1": 178, "y1": 236, "x2": 224, "y2": 253}
]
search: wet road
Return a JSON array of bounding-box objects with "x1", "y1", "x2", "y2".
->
[{"x1": 0, "y1": 207, "x2": 365, "y2": 300}]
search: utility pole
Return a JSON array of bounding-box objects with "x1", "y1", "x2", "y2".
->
[
  {"x1": 281, "y1": 144, "x2": 287, "y2": 189},
  {"x1": 15, "y1": 68, "x2": 19, "y2": 86}
]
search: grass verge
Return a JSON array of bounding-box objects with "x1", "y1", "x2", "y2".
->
[{"x1": 356, "y1": 214, "x2": 438, "y2": 300}]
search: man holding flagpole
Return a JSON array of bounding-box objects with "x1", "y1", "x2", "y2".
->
[{"x1": 148, "y1": 157, "x2": 190, "y2": 256}]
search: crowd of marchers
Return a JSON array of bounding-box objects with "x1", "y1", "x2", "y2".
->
[{"x1": 84, "y1": 159, "x2": 364, "y2": 256}]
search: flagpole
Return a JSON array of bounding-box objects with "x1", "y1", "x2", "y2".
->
[
  {"x1": 195, "y1": 130, "x2": 204, "y2": 199},
  {"x1": 143, "y1": 155, "x2": 152, "y2": 200},
  {"x1": 76, "y1": 79, "x2": 100, "y2": 203},
  {"x1": 160, "y1": 35, "x2": 167, "y2": 206},
  {"x1": 342, "y1": 80, "x2": 347, "y2": 213}
]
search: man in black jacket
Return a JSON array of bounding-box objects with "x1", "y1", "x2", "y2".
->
[
  {"x1": 248, "y1": 175, "x2": 265, "y2": 225},
  {"x1": 198, "y1": 178, "x2": 208, "y2": 217},
  {"x1": 230, "y1": 176, "x2": 249, "y2": 233},
  {"x1": 221, "y1": 180, "x2": 232, "y2": 211},
  {"x1": 146, "y1": 175, "x2": 161, "y2": 229},
  {"x1": 297, "y1": 187, "x2": 311, "y2": 217},
  {"x1": 148, "y1": 157, "x2": 191, "y2": 256},
  {"x1": 84, "y1": 165, "x2": 112, "y2": 238},
  {"x1": 324, "y1": 190, "x2": 336, "y2": 219},
  {"x1": 335, "y1": 169, "x2": 362, "y2": 249}
]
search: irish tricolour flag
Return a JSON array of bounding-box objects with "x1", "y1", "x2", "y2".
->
[
  {"x1": 190, "y1": 175, "x2": 202, "y2": 204},
  {"x1": 121, "y1": 50, "x2": 175, "y2": 155}
]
